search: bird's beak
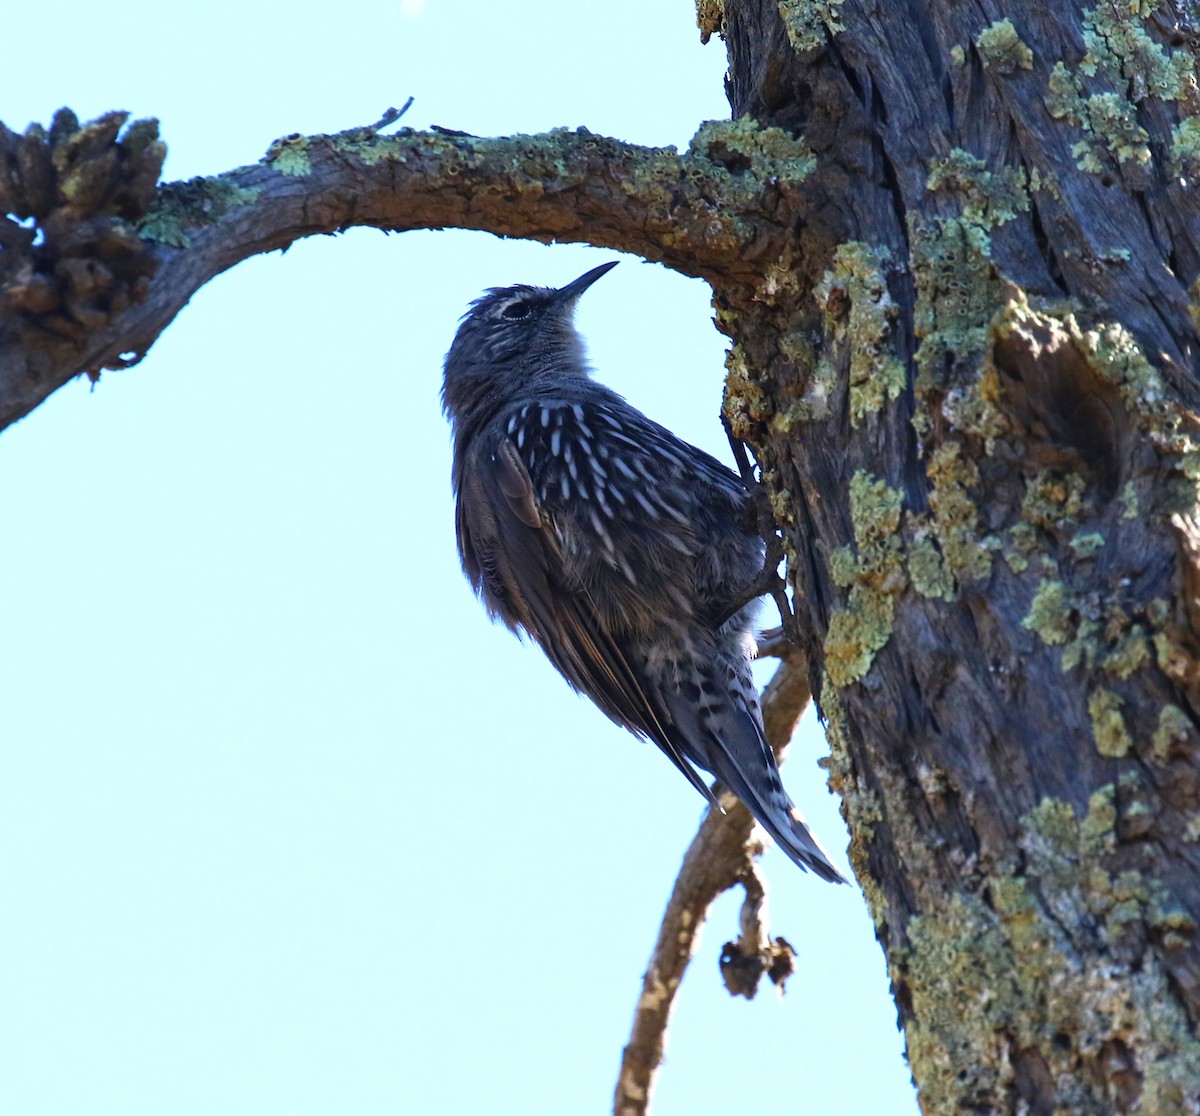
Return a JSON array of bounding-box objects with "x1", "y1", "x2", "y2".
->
[{"x1": 555, "y1": 261, "x2": 619, "y2": 304}]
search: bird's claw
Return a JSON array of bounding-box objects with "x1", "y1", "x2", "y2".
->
[{"x1": 714, "y1": 423, "x2": 802, "y2": 646}]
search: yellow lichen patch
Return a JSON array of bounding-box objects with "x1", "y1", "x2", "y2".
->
[
  {"x1": 1044, "y1": 2, "x2": 1196, "y2": 179},
  {"x1": 910, "y1": 217, "x2": 1006, "y2": 393},
  {"x1": 1022, "y1": 468, "x2": 1087, "y2": 532},
  {"x1": 825, "y1": 472, "x2": 906, "y2": 686},
  {"x1": 1103, "y1": 623, "x2": 1151, "y2": 679},
  {"x1": 1023, "y1": 579, "x2": 1073, "y2": 645},
  {"x1": 1002, "y1": 522, "x2": 1036, "y2": 573},
  {"x1": 903, "y1": 892, "x2": 1020, "y2": 1112},
  {"x1": 722, "y1": 343, "x2": 773, "y2": 442},
  {"x1": 687, "y1": 117, "x2": 815, "y2": 182},
  {"x1": 265, "y1": 133, "x2": 313, "y2": 176},
  {"x1": 1120, "y1": 479, "x2": 1140, "y2": 520},
  {"x1": 1079, "y1": 319, "x2": 1165, "y2": 412},
  {"x1": 695, "y1": 0, "x2": 725, "y2": 43},
  {"x1": 777, "y1": 0, "x2": 844, "y2": 53},
  {"x1": 939, "y1": 361, "x2": 1009, "y2": 447},
  {"x1": 814, "y1": 242, "x2": 906, "y2": 426},
  {"x1": 1088, "y1": 687, "x2": 1132, "y2": 757},
  {"x1": 975, "y1": 18, "x2": 1033, "y2": 73},
  {"x1": 1152, "y1": 703, "x2": 1193, "y2": 763},
  {"x1": 1171, "y1": 118, "x2": 1200, "y2": 179},
  {"x1": 819, "y1": 679, "x2": 888, "y2": 925},
  {"x1": 1069, "y1": 531, "x2": 1106, "y2": 558},
  {"x1": 926, "y1": 442, "x2": 995, "y2": 582},
  {"x1": 927, "y1": 149, "x2": 1029, "y2": 238},
  {"x1": 909, "y1": 535, "x2": 955, "y2": 601},
  {"x1": 138, "y1": 176, "x2": 260, "y2": 248}
]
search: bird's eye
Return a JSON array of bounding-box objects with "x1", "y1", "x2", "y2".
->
[{"x1": 501, "y1": 300, "x2": 534, "y2": 320}]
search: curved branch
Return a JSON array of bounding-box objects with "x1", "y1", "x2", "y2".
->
[
  {"x1": 0, "y1": 110, "x2": 813, "y2": 432},
  {"x1": 613, "y1": 646, "x2": 813, "y2": 1116}
]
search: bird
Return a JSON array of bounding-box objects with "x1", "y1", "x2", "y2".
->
[{"x1": 441, "y1": 261, "x2": 844, "y2": 883}]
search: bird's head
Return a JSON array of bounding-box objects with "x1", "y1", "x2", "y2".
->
[{"x1": 442, "y1": 261, "x2": 617, "y2": 424}]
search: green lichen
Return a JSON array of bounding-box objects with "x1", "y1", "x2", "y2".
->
[
  {"x1": 765, "y1": 470, "x2": 795, "y2": 526},
  {"x1": 265, "y1": 133, "x2": 312, "y2": 176},
  {"x1": 1002, "y1": 549, "x2": 1029, "y2": 574},
  {"x1": 1062, "y1": 616, "x2": 1103, "y2": 673},
  {"x1": 1028, "y1": 165, "x2": 1063, "y2": 199},
  {"x1": 137, "y1": 176, "x2": 260, "y2": 247},
  {"x1": 926, "y1": 149, "x2": 1029, "y2": 244},
  {"x1": 1082, "y1": 319, "x2": 1166, "y2": 411},
  {"x1": 1152, "y1": 703, "x2": 1192, "y2": 763},
  {"x1": 1088, "y1": 687, "x2": 1132, "y2": 757},
  {"x1": 1103, "y1": 624, "x2": 1151, "y2": 679},
  {"x1": 975, "y1": 19, "x2": 1033, "y2": 74},
  {"x1": 910, "y1": 217, "x2": 1006, "y2": 391},
  {"x1": 991, "y1": 797, "x2": 1200, "y2": 1109},
  {"x1": 1157, "y1": 905, "x2": 1199, "y2": 951},
  {"x1": 949, "y1": 44, "x2": 965, "y2": 67},
  {"x1": 825, "y1": 471, "x2": 906, "y2": 686},
  {"x1": 1046, "y1": 67, "x2": 1147, "y2": 175},
  {"x1": 819, "y1": 680, "x2": 888, "y2": 926},
  {"x1": 777, "y1": 0, "x2": 844, "y2": 53},
  {"x1": 1045, "y1": 2, "x2": 1197, "y2": 179},
  {"x1": 909, "y1": 536, "x2": 955, "y2": 600},
  {"x1": 1079, "y1": 783, "x2": 1118, "y2": 845},
  {"x1": 1081, "y1": 1, "x2": 1191, "y2": 102},
  {"x1": 1080, "y1": 90, "x2": 1151, "y2": 171},
  {"x1": 1069, "y1": 531, "x2": 1106, "y2": 558},
  {"x1": 1120, "y1": 480, "x2": 1140, "y2": 520},
  {"x1": 1002, "y1": 522, "x2": 1036, "y2": 573},
  {"x1": 850, "y1": 471, "x2": 903, "y2": 542},
  {"x1": 926, "y1": 443, "x2": 995, "y2": 582},
  {"x1": 688, "y1": 117, "x2": 815, "y2": 182},
  {"x1": 904, "y1": 893, "x2": 1017, "y2": 1111},
  {"x1": 1023, "y1": 579, "x2": 1073, "y2": 645},
  {"x1": 1152, "y1": 627, "x2": 1196, "y2": 686},
  {"x1": 1022, "y1": 468, "x2": 1086, "y2": 531},
  {"x1": 814, "y1": 242, "x2": 906, "y2": 426}
]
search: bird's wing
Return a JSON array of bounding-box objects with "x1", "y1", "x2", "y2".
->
[{"x1": 456, "y1": 429, "x2": 718, "y2": 806}]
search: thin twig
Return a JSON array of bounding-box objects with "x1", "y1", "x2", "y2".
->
[
  {"x1": 613, "y1": 649, "x2": 811, "y2": 1116},
  {"x1": 369, "y1": 98, "x2": 414, "y2": 131},
  {"x1": 718, "y1": 856, "x2": 796, "y2": 998}
]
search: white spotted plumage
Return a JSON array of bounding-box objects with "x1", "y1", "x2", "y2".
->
[{"x1": 441, "y1": 262, "x2": 844, "y2": 883}]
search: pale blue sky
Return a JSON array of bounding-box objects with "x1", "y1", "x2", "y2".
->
[{"x1": 2, "y1": 3, "x2": 918, "y2": 1113}]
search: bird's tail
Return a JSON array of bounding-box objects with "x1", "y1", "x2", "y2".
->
[
  {"x1": 716, "y1": 755, "x2": 846, "y2": 883},
  {"x1": 667, "y1": 686, "x2": 845, "y2": 884}
]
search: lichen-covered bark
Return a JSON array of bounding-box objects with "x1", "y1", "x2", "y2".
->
[
  {"x1": 710, "y1": 0, "x2": 1200, "y2": 1111},
  {"x1": 5, "y1": 1, "x2": 1200, "y2": 1112},
  {"x1": 0, "y1": 112, "x2": 812, "y2": 431}
]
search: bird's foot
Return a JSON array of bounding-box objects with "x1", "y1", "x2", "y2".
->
[{"x1": 712, "y1": 425, "x2": 802, "y2": 646}]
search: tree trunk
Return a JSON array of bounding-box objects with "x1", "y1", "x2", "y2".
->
[
  {"x1": 3, "y1": 2, "x2": 1199, "y2": 1111},
  {"x1": 710, "y1": 1, "x2": 1200, "y2": 1111}
]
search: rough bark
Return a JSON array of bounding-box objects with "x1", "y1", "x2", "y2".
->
[
  {"x1": 711, "y1": 1, "x2": 1200, "y2": 1111},
  {"x1": 5, "y1": 1, "x2": 1200, "y2": 1112},
  {"x1": 0, "y1": 108, "x2": 803, "y2": 431}
]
